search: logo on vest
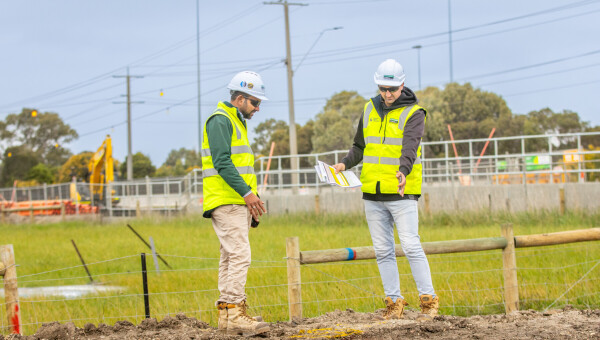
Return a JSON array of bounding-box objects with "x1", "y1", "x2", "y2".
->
[
  {"x1": 389, "y1": 118, "x2": 399, "y2": 124},
  {"x1": 369, "y1": 117, "x2": 380, "y2": 122}
]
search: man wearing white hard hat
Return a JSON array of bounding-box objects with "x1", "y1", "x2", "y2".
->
[
  {"x1": 201, "y1": 71, "x2": 270, "y2": 336},
  {"x1": 334, "y1": 59, "x2": 439, "y2": 321}
]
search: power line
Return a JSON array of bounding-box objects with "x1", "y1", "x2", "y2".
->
[
  {"x1": 503, "y1": 79, "x2": 600, "y2": 97},
  {"x1": 0, "y1": 3, "x2": 266, "y2": 111},
  {"x1": 458, "y1": 49, "x2": 600, "y2": 82},
  {"x1": 479, "y1": 62, "x2": 600, "y2": 87}
]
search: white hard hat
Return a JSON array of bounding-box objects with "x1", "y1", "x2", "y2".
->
[
  {"x1": 373, "y1": 59, "x2": 405, "y2": 86},
  {"x1": 227, "y1": 71, "x2": 268, "y2": 101}
]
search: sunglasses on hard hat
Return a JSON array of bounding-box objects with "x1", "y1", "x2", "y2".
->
[
  {"x1": 243, "y1": 96, "x2": 261, "y2": 108},
  {"x1": 378, "y1": 86, "x2": 400, "y2": 93}
]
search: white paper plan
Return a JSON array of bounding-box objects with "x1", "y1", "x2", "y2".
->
[{"x1": 314, "y1": 161, "x2": 361, "y2": 188}]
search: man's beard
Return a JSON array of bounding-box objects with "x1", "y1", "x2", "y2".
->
[{"x1": 241, "y1": 109, "x2": 255, "y2": 119}]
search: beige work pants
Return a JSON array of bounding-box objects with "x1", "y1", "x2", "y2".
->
[{"x1": 211, "y1": 204, "x2": 252, "y2": 304}]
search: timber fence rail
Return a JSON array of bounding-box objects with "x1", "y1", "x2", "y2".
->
[
  {"x1": 2, "y1": 229, "x2": 600, "y2": 335},
  {"x1": 285, "y1": 226, "x2": 600, "y2": 321}
]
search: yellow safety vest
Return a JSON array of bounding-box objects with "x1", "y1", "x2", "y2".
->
[
  {"x1": 201, "y1": 102, "x2": 257, "y2": 212},
  {"x1": 361, "y1": 100, "x2": 426, "y2": 195}
]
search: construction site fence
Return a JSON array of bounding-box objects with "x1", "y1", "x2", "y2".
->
[{"x1": 0, "y1": 132, "x2": 598, "y2": 212}]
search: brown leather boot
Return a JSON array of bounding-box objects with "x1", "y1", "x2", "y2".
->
[
  {"x1": 217, "y1": 302, "x2": 228, "y2": 333},
  {"x1": 227, "y1": 301, "x2": 270, "y2": 336},
  {"x1": 382, "y1": 296, "x2": 408, "y2": 320},
  {"x1": 417, "y1": 294, "x2": 439, "y2": 321}
]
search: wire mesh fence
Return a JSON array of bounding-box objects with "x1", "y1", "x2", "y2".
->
[{"x1": 2, "y1": 241, "x2": 598, "y2": 335}]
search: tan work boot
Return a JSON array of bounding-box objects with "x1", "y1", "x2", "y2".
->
[
  {"x1": 227, "y1": 301, "x2": 270, "y2": 336},
  {"x1": 417, "y1": 294, "x2": 439, "y2": 321},
  {"x1": 217, "y1": 302, "x2": 228, "y2": 334},
  {"x1": 382, "y1": 296, "x2": 408, "y2": 320},
  {"x1": 239, "y1": 300, "x2": 264, "y2": 322},
  {"x1": 218, "y1": 300, "x2": 263, "y2": 332}
]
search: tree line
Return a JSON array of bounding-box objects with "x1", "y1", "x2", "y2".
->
[{"x1": 1, "y1": 83, "x2": 598, "y2": 187}]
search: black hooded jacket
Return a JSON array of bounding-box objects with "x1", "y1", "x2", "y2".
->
[{"x1": 341, "y1": 87, "x2": 426, "y2": 201}]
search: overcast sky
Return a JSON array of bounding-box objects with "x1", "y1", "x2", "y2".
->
[{"x1": 1, "y1": 0, "x2": 599, "y2": 165}]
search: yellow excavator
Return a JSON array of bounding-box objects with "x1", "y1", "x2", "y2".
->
[{"x1": 70, "y1": 135, "x2": 120, "y2": 206}]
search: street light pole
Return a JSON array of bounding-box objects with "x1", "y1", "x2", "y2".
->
[{"x1": 412, "y1": 45, "x2": 422, "y2": 90}]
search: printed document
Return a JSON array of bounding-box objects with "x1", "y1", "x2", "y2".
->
[{"x1": 314, "y1": 161, "x2": 361, "y2": 188}]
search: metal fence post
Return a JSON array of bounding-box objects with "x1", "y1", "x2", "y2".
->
[
  {"x1": 278, "y1": 158, "x2": 283, "y2": 191},
  {"x1": 141, "y1": 253, "x2": 150, "y2": 319},
  {"x1": 494, "y1": 139, "x2": 499, "y2": 185},
  {"x1": 469, "y1": 140, "x2": 473, "y2": 176},
  {"x1": 445, "y1": 143, "x2": 449, "y2": 183}
]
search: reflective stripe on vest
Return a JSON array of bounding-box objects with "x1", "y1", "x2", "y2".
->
[
  {"x1": 202, "y1": 165, "x2": 256, "y2": 178},
  {"x1": 363, "y1": 102, "x2": 374, "y2": 129},
  {"x1": 398, "y1": 105, "x2": 414, "y2": 130},
  {"x1": 365, "y1": 136, "x2": 403, "y2": 146},
  {"x1": 201, "y1": 145, "x2": 252, "y2": 157},
  {"x1": 363, "y1": 155, "x2": 422, "y2": 165}
]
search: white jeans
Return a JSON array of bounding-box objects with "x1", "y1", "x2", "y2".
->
[{"x1": 364, "y1": 199, "x2": 435, "y2": 301}]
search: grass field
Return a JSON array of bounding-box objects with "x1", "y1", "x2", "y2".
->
[{"x1": 1, "y1": 210, "x2": 599, "y2": 335}]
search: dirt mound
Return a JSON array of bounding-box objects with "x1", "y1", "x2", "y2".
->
[{"x1": 7, "y1": 307, "x2": 600, "y2": 339}]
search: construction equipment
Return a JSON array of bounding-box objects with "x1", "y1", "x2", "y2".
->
[{"x1": 70, "y1": 135, "x2": 120, "y2": 206}]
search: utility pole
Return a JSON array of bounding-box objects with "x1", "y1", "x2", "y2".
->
[
  {"x1": 114, "y1": 67, "x2": 144, "y2": 181},
  {"x1": 264, "y1": 0, "x2": 307, "y2": 193},
  {"x1": 448, "y1": 0, "x2": 454, "y2": 83},
  {"x1": 196, "y1": 0, "x2": 202, "y2": 154}
]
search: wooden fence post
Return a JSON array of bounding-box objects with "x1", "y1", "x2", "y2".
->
[
  {"x1": 286, "y1": 237, "x2": 302, "y2": 322},
  {"x1": 501, "y1": 223, "x2": 519, "y2": 314},
  {"x1": 0, "y1": 244, "x2": 21, "y2": 335},
  {"x1": 314, "y1": 195, "x2": 320, "y2": 215},
  {"x1": 424, "y1": 193, "x2": 431, "y2": 215}
]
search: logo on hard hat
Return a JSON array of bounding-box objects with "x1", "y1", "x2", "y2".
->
[
  {"x1": 240, "y1": 81, "x2": 247, "y2": 87},
  {"x1": 384, "y1": 75, "x2": 394, "y2": 79},
  {"x1": 248, "y1": 83, "x2": 254, "y2": 89}
]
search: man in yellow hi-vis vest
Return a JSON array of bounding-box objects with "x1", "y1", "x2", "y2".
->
[
  {"x1": 201, "y1": 71, "x2": 269, "y2": 336},
  {"x1": 334, "y1": 59, "x2": 439, "y2": 321}
]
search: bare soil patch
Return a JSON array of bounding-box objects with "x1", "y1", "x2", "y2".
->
[{"x1": 3, "y1": 306, "x2": 600, "y2": 339}]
